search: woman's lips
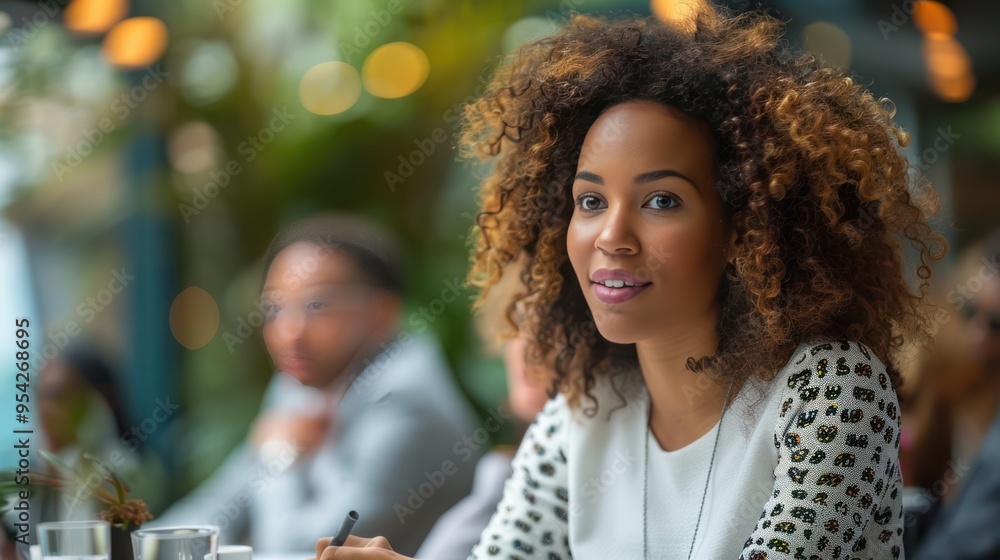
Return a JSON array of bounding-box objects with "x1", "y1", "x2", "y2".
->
[{"x1": 592, "y1": 282, "x2": 651, "y2": 304}]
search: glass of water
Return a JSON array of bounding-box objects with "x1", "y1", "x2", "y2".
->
[
  {"x1": 37, "y1": 520, "x2": 111, "y2": 560},
  {"x1": 131, "y1": 526, "x2": 218, "y2": 560}
]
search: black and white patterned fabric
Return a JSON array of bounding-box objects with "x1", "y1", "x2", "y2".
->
[{"x1": 467, "y1": 339, "x2": 904, "y2": 559}]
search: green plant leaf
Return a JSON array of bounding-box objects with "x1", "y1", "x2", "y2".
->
[{"x1": 38, "y1": 449, "x2": 77, "y2": 476}]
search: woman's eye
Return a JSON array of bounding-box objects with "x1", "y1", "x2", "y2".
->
[
  {"x1": 263, "y1": 303, "x2": 281, "y2": 316},
  {"x1": 645, "y1": 194, "x2": 681, "y2": 210},
  {"x1": 574, "y1": 194, "x2": 605, "y2": 212},
  {"x1": 307, "y1": 301, "x2": 328, "y2": 312}
]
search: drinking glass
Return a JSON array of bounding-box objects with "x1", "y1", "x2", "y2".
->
[
  {"x1": 130, "y1": 526, "x2": 218, "y2": 560},
  {"x1": 37, "y1": 520, "x2": 111, "y2": 560}
]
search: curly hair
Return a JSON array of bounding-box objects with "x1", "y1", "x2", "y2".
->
[{"x1": 458, "y1": 5, "x2": 948, "y2": 416}]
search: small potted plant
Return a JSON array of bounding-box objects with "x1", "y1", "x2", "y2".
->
[{"x1": 1, "y1": 449, "x2": 153, "y2": 560}]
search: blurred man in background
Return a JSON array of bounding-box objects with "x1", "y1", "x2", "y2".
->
[{"x1": 152, "y1": 214, "x2": 480, "y2": 556}]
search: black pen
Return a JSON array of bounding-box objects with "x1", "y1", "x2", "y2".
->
[{"x1": 327, "y1": 510, "x2": 360, "y2": 548}]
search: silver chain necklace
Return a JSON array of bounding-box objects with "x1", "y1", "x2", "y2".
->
[{"x1": 643, "y1": 375, "x2": 737, "y2": 560}]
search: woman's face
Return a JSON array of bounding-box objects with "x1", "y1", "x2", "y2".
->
[
  {"x1": 261, "y1": 242, "x2": 382, "y2": 387},
  {"x1": 566, "y1": 99, "x2": 735, "y2": 344}
]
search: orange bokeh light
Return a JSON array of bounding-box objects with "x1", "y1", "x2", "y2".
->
[
  {"x1": 913, "y1": 1, "x2": 958, "y2": 37},
  {"x1": 923, "y1": 34, "x2": 972, "y2": 79},
  {"x1": 102, "y1": 16, "x2": 168, "y2": 69},
  {"x1": 64, "y1": 0, "x2": 128, "y2": 35},
  {"x1": 923, "y1": 34, "x2": 975, "y2": 102},
  {"x1": 169, "y1": 286, "x2": 220, "y2": 350}
]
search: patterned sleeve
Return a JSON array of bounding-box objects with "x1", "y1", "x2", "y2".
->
[
  {"x1": 740, "y1": 340, "x2": 903, "y2": 560},
  {"x1": 467, "y1": 394, "x2": 572, "y2": 559}
]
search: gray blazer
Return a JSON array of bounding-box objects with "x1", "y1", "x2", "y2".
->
[{"x1": 152, "y1": 330, "x2": 481, "y2": 556}]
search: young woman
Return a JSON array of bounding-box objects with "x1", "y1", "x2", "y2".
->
[{"x1": 314, "y1": 4, "x2": 947, "y2": 559}]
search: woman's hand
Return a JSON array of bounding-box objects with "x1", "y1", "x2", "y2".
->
[{"x1": 310, "y1": 535, "x2": 414, "y2": 559}]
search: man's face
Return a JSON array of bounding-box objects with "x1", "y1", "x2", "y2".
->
[{"x1": 261, "y1": 242, "x2": 380, "y2": 388}]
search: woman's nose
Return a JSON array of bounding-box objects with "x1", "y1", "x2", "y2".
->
[
  {"x1": 595, "y1": 204, "x2": 639, "y2": 255},
  {"x1": 274, "y1": 308, "x2": 308, "y2": 341}
]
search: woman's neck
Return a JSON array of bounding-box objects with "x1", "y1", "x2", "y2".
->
[{"x1": 636, "y1": 312, "x2": 734, "y2": 451}]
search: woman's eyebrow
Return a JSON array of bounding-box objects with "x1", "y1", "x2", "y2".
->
[
  {"x1": 574, "y1": 170, "x2": 604, "y2": 185},
  {"x1": 634, "y1": 169, "x2": 696, "y2": 188},
  {"x1": 574, "y1": 168, "x2": 697, "y2": 189}
]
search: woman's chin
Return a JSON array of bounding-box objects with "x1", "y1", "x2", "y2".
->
[{"x1": 593, "y1": 322, "x2": 642, "y2": 346}]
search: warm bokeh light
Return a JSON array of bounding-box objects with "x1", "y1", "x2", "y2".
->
[
  {"x1": 924, "y1": 35, "x2": 972, "y2": 79},
  {"x1": 650, "y1": 0, "x2": 704, "y2": 32},
  {"x1": 913, "y1": 1, "x2": 958, "y2": 37},
  {"x1": 168, "y1": 121, "x2": 222, "y2": 175},
  {"x1": 923, "y1": 34, "x2": 975, "y2": 102},
  {"x1": 169, "y1": 286, "x2": 220, "y2": 350},
  {"x1": 64, "y1": 0, "x2": 128, "y2": 35},
  {"x1": 102, "y1": 16, "x2": 169, "y2": 68},
  {"x1": 929, "y1": 70, "x2": 975, "y2": 103},
  {"x1": 802, "y1": 22, "x2": 852, "y2": 69},
  {"x1": 299, "y1": 61, "x2": 362, "y2": 115},
  {"x1": 361, "y1": 42, "x2": 430, "y2": 99}
]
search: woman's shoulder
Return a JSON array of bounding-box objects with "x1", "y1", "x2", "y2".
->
[
  {"x1": 518, "y1": 391, "x2": 574, "y2": 452},
  {"x1": 776, "y1": 338, "x2": 892, "y2": 391},
  {"x1": 772, "y1": 337, "x2": 901, "y2": 443},
  {"x1": 537, "y1": 390, "x2": 572, "y2": 424}
]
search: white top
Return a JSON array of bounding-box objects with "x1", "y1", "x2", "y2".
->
[
  {"x1": 469, "y1": 338, "x2": 905, "y2": 559},
  {"x1": 645, "y1": 422, "x2": 719, "y2": 558}
]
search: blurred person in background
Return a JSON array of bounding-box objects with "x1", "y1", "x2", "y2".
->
[
  {"x1": 151, "y1": 213, "x2": 480, "y2": 556},
  {"x1": 1, "y1": 343, "x2": 167, "y2": 543},
  {"x1": 415, "y1": 252, "x2": 562, "y2": 560},
  {"x1": 906, "y1": 227, "x2": 1000, "y2": 559},
  {"x1": 897, "y1": 291, "x2": 979, "y2": 506}
]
